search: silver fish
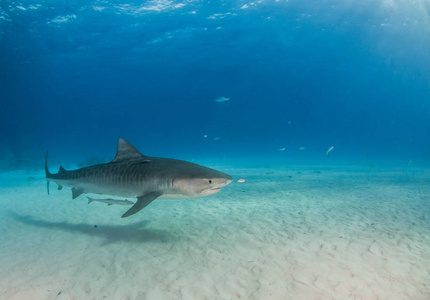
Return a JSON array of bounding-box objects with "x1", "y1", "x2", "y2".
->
[
  {"x1": 215, "y1": 97, "x2": 230, "y2": 102},
  {"x1": 326, "y1": 146, "x2": 334, "y2": 157}
]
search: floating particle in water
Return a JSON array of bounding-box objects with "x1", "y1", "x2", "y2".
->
[
  {"x1": 278, "y1": 147, "x2": 286, "y2": 151},
  {"x1": 215, "y1": 97, "x2": 230, "y2": 102},
  {"x1": 203, "y1": 135, "x2": 208, "y2": 138},
  {"x1": 213, "y1": 137, "x2": 221, "y2": 141},
  {"x1": 237, "y1": 179, "x2": 245, "y2": 183},
  {"x1": 406, "y1": 160, "x2": 412, "y2": 167},
  {"x1": 299, "y1": 146, "x2": 306, "y2": 150}
]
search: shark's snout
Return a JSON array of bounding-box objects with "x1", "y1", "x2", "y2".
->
[
  {"x1": 222, "y1": 177, "x2": 233, "y2": 187},
  {"x1": 199, "y1": 174, "x2": 232, "y2": 196},
  {"x1": 215, "y1": 174, "x2": 233, "y2": 189},
  {"x1": 220, "y1": 172, "x2": 233, "y2": 185}
]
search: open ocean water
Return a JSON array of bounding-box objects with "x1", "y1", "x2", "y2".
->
[{"x1": 1, "y1": 1, "x2": 430, "y2": 299}]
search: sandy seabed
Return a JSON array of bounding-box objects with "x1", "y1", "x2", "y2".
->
[{"x1": 0, "y1": 165, "x2": 429, "y2": 300}]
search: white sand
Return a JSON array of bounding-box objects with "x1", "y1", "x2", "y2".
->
[{"x1": 0, "y1": 165, "x2": 429, "y2": 299}]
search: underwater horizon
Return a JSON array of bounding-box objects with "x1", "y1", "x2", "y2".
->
[{"x1": 1, "y1": 0, "x2": 430, "y2": 170}]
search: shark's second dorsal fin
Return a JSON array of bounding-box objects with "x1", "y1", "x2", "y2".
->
[
  {"x1": 59, "y1": 166, "x2": 67, "y2": 174},
  {"x1": 112, "y1": 138, "x2": 150, "y2": 163}
]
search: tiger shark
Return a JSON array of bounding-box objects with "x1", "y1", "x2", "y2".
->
[{"x1": 45, "y1": 138, "x2": 233, "y2": 218}]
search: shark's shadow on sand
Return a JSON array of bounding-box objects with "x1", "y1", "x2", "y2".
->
[{"x1": 10, "y1": 212, "x2": 173, "y2": 245}]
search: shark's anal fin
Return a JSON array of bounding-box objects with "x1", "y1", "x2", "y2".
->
[
  {"x1": 121, "y1": 191, "x2": 161, "y2": 218},
  {"x1": 57, "y1": 185, "x2": 63, "y2": 191},
  {"x1": 72, "y1": 188, "x2": 84, "y2": 199}
]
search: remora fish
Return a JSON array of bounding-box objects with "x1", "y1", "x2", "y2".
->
[
  {"x1": 87, "y1": 197, "x2": 134, "y2": 206},
  {"x1": 45, "y1": 138, "x2": 233, "y2": 218}
]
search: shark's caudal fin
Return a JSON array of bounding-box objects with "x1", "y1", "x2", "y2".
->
[
  {"x1": 45, "y1": 151, "x2": 65, "y2": 194},
  {"x1": 45, "y1": 151, "x2": 51, "y2": 194}
]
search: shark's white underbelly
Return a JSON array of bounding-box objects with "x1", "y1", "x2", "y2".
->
[{"x1": 52, "y1": 178, "x2": 203, "y2": 200}]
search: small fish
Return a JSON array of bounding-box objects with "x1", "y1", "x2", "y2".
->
[
  {"x1": 326, "y1": 146, "x2": 334, "y2": 157},
  {"x1": 236, "y1": 179, "x2": 245, "y2": 183},
  {"x1": 87, "y1": 197, "x2": 134, "y2": 206},
  {"x1": 406, "y1": 160, "x2": 412, "y2": 167},
  {"x1": 299, "y1": 147, "x2": 306, "y2": 151},
  {"x1": 213, "y1": 137, "x2": 221, "y2": 141},
  {"x1": 278, "y1": 147, "x2": 286, "y2": 151},
  {"x1": 215, "y1": 97, "x2": 230, "y2": 103}
]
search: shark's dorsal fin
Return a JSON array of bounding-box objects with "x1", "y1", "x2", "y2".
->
[{"x1": 112, "y1": 138, "x2": 151, "y2": 163}]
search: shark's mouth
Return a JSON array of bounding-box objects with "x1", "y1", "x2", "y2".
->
[{"x1": 201, "y1": 187, "x2": 221, "y2": 196}]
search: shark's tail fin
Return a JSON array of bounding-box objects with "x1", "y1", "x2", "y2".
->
[{"x1": 45, "y1": 151, "x2": 51, "y2": 194}]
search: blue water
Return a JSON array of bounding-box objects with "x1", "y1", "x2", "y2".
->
[
  {"x1": 1, "y1": 0, "x2": 429, "y2": 168},
  {"x1": 2, "y1": 2, "x2": 430, "y2": 298}
]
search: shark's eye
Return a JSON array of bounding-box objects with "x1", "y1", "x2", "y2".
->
[{"x1": 209, "y1": 180, "x2": 212, "y2": 184}]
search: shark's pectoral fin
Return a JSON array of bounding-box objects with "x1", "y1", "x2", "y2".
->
[
  {"x1": 121, "y1": 192, "x2": 161, "y2": 218},
  {"x1": 72, "y1": 188, "x2": 84, "y2": 199}
]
